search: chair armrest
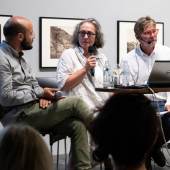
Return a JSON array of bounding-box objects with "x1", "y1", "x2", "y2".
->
[{"x1": 36, "y1": 77, "x2": 58, "y2": 88}]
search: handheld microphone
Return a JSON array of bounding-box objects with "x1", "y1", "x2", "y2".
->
[{"x1": 88, "y1": 46, "x2": 96, "y2": 76}]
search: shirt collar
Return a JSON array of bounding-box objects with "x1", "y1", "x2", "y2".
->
[
  {"x1": 1, "y1": 41, "x2": 24, "y2": 58},
  {"x1": 137, "y1": 44, "x2": 156, "y2": 58},
  {"x1": 77, "y1": 46, "x2": 84, "y2": 54},
  {"x1": 76, "y1": 46, "x2": 101, "y2": 59}
]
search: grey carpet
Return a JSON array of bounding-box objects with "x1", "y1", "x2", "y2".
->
[{"x1": 53, "y1": 148, "x2": 170, "y2": 170}]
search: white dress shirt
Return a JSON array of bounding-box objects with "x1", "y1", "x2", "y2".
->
[{"x1": 120, "y1": 44, "x2": 170, "y2": 104}]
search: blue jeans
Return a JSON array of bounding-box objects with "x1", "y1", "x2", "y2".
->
[
  {"x1": 151, "y1": 100, "x2": 170, "y2": 143},
  {"x1": 151, "y1": 100, "x2": 166, "y2": 112},
  {"x1": 161, "y1": 112, "x2": 170, "y2": 141}
]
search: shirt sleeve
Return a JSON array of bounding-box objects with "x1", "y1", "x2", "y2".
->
[
  {"x1": 56, "y1": 49, "x2": 75, "y2": 89},
  {"x1": 0, "y1": 55, "x2": 43, "y2": 107},
  {"x1": 29, "y1": 71, "x2": 44, "y2": 98}
]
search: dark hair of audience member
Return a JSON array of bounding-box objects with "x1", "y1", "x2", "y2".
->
[
  {"x1": 0, "y1": 124, "x2": 53, "y2": 170},
  {"x1": 90, "y1": 94, "x2": 159, "y2": 169}
]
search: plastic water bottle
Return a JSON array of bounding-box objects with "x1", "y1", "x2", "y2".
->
[
  {"x1": 122, "y1": 60, "x2": 130, "y2": 86},
  {"x1": 103, "y1": 61, "x2": 112, "y2": 88},
  {"x1": 113, "y1": 64, "x2": 122, "y2": 86}
]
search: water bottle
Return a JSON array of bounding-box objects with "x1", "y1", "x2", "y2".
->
[
  {"x1": 121, "y1": 60, "x2": 130, "y2": 86},
  {"x1": 113, "y1": 64, "x2": 122, "y2": 86},
  {"x1": 103, "y1": 61, "x2": 112, "y2": 88}
]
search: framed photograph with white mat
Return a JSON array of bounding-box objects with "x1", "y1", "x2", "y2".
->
[
  {"x1": 0, "y1": 15, "x2": 12, "y2": 42},
  {"x1": 39, "y1": 17, "x2": 83, "y2": 68}
]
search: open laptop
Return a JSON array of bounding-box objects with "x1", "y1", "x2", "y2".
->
[
  {"x1": 147, "y1": 60, "x2": 170, "y2": 87},
  {"x1": 115, "y1": 60, "x2": 170, "y2": 89}
]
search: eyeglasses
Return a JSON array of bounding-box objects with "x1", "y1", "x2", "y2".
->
[
  {"x1": 79, "y1": 31, "x2": 96, "y2": 37},
  {"x1": 142, "y1": 29, "x2": 159, "y2": 36}
]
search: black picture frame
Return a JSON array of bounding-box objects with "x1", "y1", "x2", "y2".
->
[
  {"x1": 39, "y1": 17, "x2": 83, "y2": 68},
  {"x1": 0, "y1": 15, "x2": 12, "y2": 42},
  {"x1": 117, "y1": 20, "x2": 164, "y2": 64}
]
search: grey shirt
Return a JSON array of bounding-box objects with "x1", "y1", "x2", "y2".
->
[{"x1": 0, "y1": 41, "x2": 44, "y2": 107}]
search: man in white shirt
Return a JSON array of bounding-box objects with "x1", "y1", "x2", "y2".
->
[{"x1": 120, "y1": 16, "x2": 170, "y2": 169}]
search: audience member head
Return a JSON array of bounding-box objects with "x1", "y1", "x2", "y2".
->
[
  {"x1": 72, "y1": 18, "x2": 104, "y2": 54},
  {"x1": 0, "y1": 124, "x2": 53, "y2": 170},
  {"x1": 91, "y1": 93, "x2": 159, "y2": 170},
  {"x1": 3, "y1": 16, "x2": 34, "y2": 50}
]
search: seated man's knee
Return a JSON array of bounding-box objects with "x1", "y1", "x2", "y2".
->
[
  {"x1": 67, "y1": 96, "x2": 86, "y2": 108},
  {"x1": 64, "y1": 96, "x2": 90, "y2": 116}
]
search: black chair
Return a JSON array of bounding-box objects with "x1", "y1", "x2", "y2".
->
[
  {"x1": 36, "y1": 77, "x2": 59, "y2": 89},
  {"x1": 37, "y1": 77, "x2": 108, "y2": 170},
  {"x1": 40, "y1": 129, "x2": 67, "y2": 170},
  {"x1": 37, "y1": 77, "x2": 68, "y2": 170}
]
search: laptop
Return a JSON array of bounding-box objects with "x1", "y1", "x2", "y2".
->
[
  {"x1": 115, "y1": 60, "x2": 170, "y2": 89},
  {"x1": 147, "y1": 60, "x2": 170, "y2": 87}
]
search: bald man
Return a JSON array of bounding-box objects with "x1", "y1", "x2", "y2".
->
[{"x1": 0, "y1": 16, "x2": 92, "y2": 170}]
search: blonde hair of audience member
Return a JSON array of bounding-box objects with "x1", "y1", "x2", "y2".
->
[{"x1": 0, "y1": 124, "x2": 53, "y2": 170}]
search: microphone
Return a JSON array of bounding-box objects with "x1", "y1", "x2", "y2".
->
[{"x1": 88, "y1": 46, "x2": 96, "y2": 76}]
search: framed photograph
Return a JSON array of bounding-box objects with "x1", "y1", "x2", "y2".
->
[
  {"x1": 117, "y1": 20, "x2": 164, "y2": 64},
  {"x1": 39, "y1": 17, "x2": 83, "y2": 68},
  {"x1": 0, "y1": 15, "x2": 12, "y2": 42}
]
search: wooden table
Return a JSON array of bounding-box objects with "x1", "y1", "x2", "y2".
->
[{"x1": 95, "y1": 87, "x2": 170, "y2": 94}]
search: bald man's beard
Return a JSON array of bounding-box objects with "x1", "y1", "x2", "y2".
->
[{"x1": 21, "y1": 38, "x2": 33, "y2": 50}]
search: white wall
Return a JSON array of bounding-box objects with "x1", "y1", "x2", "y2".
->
[
  {"x1": 1, "y1": 0, "x2": 170, "y2": 154},
  {"x1": 1, "y1": 0, "x2": 170, "y2": 77}
]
